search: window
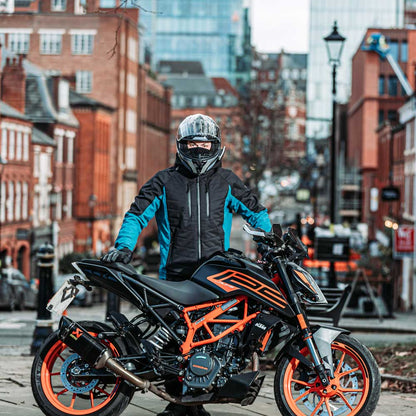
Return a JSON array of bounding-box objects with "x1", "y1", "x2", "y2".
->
[
  {"x1": 128, "y1": 37, "x2": 138, "y2": 62},
  {"x1": 125, "y1": 146, "x2": 136, "y2": 169},
  {"x1": 401, "y1": 41, "x2": 408, "y2": 62},
  {"x1": 55, "y1": 191, "x2": 62, "y2": 221},
  {"x1": 127, "y1": 73, "x2": 137, "y2": 97},
  {"x1": 388, "y1": 76, "x2": 398, "y2": 96},
  {"x1": 387, "y1": 110, "x2": 397, "y2": 122},
  {"x1": 0, "y1": 182, "x2": 5, "y2": 223},
  {"x1": 15, "y1": 182, "x2": 21, "y2": 221},
  {"x1": 9, "y1": 33, "x2": 30, "y2": 53},
  {"x1": 126, "y1": 110, "x2": 137, "y2": 133},
  {"x1": 76, "y1": 71, "x2": 92, "y2": 93},
  {"x1": 71, "y1": 33, "x2": 94, "y2": 54},
  {"x1": 51, "y1": 0, "x2": 67, "y2": 11},
  {"x1": 16, "y1": 132, "x2": 22, "y2": 160},
  {"x1": 34, "y1": 150, "x2": 40, "y2": 177},
  {"x1": 1, "y1": 129, "x2": 7, "y2": 159},
  {"x1": 66, "y1": 190, "x2": 72, "y2": 218},
  {"x1": 7, "y1": 182, "x2": 14, "y2": 221},
  {"x1": 56, "y1": 135, "x2": 63, "y2": 163},
  {"x1": 378, "y1": 109, "x2": 384, "y2": 125},
  {"x1": 67, "y1": 136, "x2": 74, "y2": 163},
  {"x1": 40, "y1": 32, "x2": 62, "y2": 54},
  {"x1": 378, "y1": 75, "x2": 385, "y2": 95},
  {"x1": 22, "y1": 182, "x2": 28, "y2": 220},
  {"x1": 58, "y1": 80, "x2": 69, "y2": 109},
  {"x1": 23, "y1": 133, "x2": 29, "y2": 161},
  {"x1": 389, "y1": 40, "x2": 399, "y2": 61},
  {"x1": 9, "y1": 130, "x2": 15, "y2": 160}
]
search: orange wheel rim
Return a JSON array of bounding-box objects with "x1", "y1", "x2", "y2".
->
[
  {"x1": 40, "y1": 333, "x2": 121, "y2": 415},
  {"x1": 282, "y1": 342, "x2": 370, "y2": 416}
]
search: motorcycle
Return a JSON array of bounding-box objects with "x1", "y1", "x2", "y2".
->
[{"x1": 31, "y1": 224, "x2": 380, "y2": 416}]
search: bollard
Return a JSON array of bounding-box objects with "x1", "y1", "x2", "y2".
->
[
  {"x1": 30, "y1": 242, "x2": 55, "y2": 355},
  {"x1": 106, "y1": 292, "x2": 120, "y2": 320}
]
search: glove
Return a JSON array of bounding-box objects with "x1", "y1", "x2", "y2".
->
[{"x1": 101, "y1": 247, "x2": 133, "y2": 264}]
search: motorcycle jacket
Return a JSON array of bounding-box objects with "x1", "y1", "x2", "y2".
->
[{"x1": 115, "y1": 160, "x2": 271, "y2": 280}]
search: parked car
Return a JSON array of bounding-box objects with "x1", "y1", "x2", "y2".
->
[
  {"x1": 0, "y1": 267, "x2": 38, "y2": 310},
  {"x1": 54, "y1": 274, "x2": 93, "y2": 307}
]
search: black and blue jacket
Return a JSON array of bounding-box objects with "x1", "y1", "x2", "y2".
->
[{"x1": 115, "y1": 160, "x2": 271, "y2": 280}]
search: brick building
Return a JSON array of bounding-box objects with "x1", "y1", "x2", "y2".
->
[
  {"x1": 0, "y1": 100, "x2": 33, "y2": 278},
  {"x1": 1, "y1": 0, "x2": 172, "y2": 251},
  {"x1": 69, "y1": 91, "x2": 114, "y2": 255},
  {"x1": 348, "y1": 28, "x2": 415, "y2": 235},
  {"x1": 160, "y1": 61, "x2": 243, "y2": 177}
]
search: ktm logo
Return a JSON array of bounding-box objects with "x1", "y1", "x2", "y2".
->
[{"x1": 70, "y1": 328, "x2": 83, "y2": 341}]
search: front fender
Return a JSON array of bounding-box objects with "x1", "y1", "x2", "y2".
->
[{"x1": 273, "y1": 324, "x2": 350, "y2": 375}]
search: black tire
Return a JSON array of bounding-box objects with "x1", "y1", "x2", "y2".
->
[
  {"x1": 274, "y1": 333, "x2": 380, "y2": 416},
  {"x1": 31, "y1": 321, "x2": 135, "y2": 416}
]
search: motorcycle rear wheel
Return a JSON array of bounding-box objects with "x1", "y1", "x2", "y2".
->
[
  {"x1": 274, "y1": 334, "x2": 380, "y2": 416},
  {"x1": 31, "y1": 321, "x2": 135, "y2": 416}
]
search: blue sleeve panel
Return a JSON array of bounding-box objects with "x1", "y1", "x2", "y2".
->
[
  {"x1": 155, "y1": 188, "x2": 170, "y2": 280},
  {"x1": 115, "y1": 195, "x2": 162, "y2": 252},
  {"x1": 222, "y1": 185, "x2": 272, "y2": 250}
]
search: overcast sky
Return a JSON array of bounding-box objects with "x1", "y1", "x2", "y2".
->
[{"x1": 251, "y1": 0, "x2": 310, "y2": 53}]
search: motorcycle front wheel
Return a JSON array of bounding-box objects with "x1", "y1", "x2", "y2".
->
[
  {"x1": 31, "y1": 321, "x2": 135, "y2": 416},
  {"x1": 274, "y1": 334, "x2": 380, "y2": 416}
]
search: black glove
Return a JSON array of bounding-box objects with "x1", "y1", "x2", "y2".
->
[{"x1": 101, "y1": 247, "x2": 132, "y2": 264}]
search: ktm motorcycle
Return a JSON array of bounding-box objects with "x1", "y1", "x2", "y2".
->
[{"x1": 31, "y1": 224, "x2": 380, "y2": 416}]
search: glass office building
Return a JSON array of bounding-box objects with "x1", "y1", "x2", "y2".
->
[
  {"x1": 138, "y1": 0, "x2": 251, "y2": 86},
  {"x1": 307, "y1": 0, "x2": 404, "y2": 142}
]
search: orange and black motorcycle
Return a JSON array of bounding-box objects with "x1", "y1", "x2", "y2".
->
[{"x1": 31, "y1": 224, "x2": 380, "y2": 416}]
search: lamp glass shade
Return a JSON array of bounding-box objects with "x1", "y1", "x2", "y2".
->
[{"x1": 324, "y1": 23, "x2": 346, "y2": 64}]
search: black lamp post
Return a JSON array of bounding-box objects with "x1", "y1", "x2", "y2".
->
[
  {"x1": 324, "y1": 21, "x2": 346, "y2": 288},
  {"x1": 0, "y1": 156, "x2": 8, "y2": 271}
]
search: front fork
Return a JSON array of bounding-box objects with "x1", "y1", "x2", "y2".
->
[{"x1": 274, "y1": 258, "x2": 343, "y2": 387}]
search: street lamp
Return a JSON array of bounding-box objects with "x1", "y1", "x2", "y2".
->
[
  {"x1": 0, "y1": 156, "x2": 8, "y2": 271},
  {"x1": 324, "y1": 21, "x2": 346, "y2": 288}
]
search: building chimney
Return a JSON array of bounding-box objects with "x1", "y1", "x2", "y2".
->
[{"x1": 1, "y1": 55, "x2": 26, "y2": 114}]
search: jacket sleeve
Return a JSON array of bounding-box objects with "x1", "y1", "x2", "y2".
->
[
  {"x1": 115, "y1": 173, "x2": 164, "y2": 251},
  {"x1": 227, "y1": 172, "x2": 272, "y2": 232}
]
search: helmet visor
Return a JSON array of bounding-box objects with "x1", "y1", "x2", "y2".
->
[{"x1": 178, "y1": 138, "x2": 221, "y2": 162}]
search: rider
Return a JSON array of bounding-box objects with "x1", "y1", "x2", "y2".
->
[{"x1": 102, "y1": 113, "x2": 271, "y2": 416}]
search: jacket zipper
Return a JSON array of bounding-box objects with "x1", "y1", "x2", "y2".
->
[
  {"x1": 197, "y1": 176, "x2": 201, "y2": 260},
  {"x1": 187, "y1": 185, "x2": 192, "y2": 217},
  {"x1": 206, "y1": 189, "x2": 210, "y2": 217}
]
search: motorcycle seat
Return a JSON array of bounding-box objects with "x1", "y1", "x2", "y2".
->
[{"x1": 134, "y1": 274, "x2": 219, "y2": 306}]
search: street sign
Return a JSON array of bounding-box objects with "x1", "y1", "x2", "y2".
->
[
  {"x1": 381, "y1": 186, "x2": 400, "y2": 201},
  {"x1": 315, "y1": 237, "x2": 350, "y2": 261},
  {"x1": 393, "y1": 225, "x2": 414, "y2": 259}
]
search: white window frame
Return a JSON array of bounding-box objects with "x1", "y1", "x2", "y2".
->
[
  {"x1": 67, "y1": 136, "x2": 74, "y2": 164},
  {"x1": 56, "y1": 135, "x2": 64, "y2": 163},
  {"x1": 22, "y1": 182, "x2": 28, "y2": 220},
  {"x1": 1, "y1": 129, "x2": 7, "y2": 159},
  {"x1": 7, "y1": 181, "x2": 14, "y2": 221},
  {"x1": 9, "y1": 130, "x2": 15, "y2": 160},
  {"x1": 15, "y1": 181, "x2": 21, "y2": 221},
  {"x1": 39, "y1": 31, "x2": 63, "y2": 55},
  {"x1": 76, "y1": 71, "x2": 93, "y2": 93},
  {"x1": 34, "y1": 149, "x2": 40, "y2": 177},
  {"x1": 8, "y1": 32, "x2": 30, "y2": 54},
  {"x1": 69, "y1": 29, "x2": 96, "y2": 54},
  {"x1": 125, "y1": 146, "x2": 136, "y2": 169},
  {"x1": 51, "y1": 0, "x2": 67, "y2": 11},
  {"x1": 66, "y1": 190, "x2": 72, "y2": 218},
  {"x1": 0, "y1": 182, "x2": 5, "y2": 223},
  {"x1": 23, "y1": 133, "x2": 29, "y2": 161},
  {"x1": 127, "y1": 73, "x2": 137, "y2": 98},
  {"x1": 16, "y1": 131, "x2": 22, "y2": 160},
  {"x1": 55, "y1": 191, "x2": 62, "y2": 221},
  {"x1": 128, "y1": 37, "x2": 138, "y2": 62},
  {"x1": 126, "y1": 110, "x2": 137, "y2": 134}
]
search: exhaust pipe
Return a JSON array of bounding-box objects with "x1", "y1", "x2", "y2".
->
[{"x1": 58, "y1": 317, "x2": 151, "y2": 390}]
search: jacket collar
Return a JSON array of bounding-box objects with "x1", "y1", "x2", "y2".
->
[{"x1": 174, "y1": 155, "x2": 221, "y2": 179}]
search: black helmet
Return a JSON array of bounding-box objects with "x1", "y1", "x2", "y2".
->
[{"x1": 177, "y1": 114, "x2": 225, "y2": 174}]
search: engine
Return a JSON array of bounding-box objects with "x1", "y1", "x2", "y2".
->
[{"x1": 183, "y1": 318, "x2": 244, "y2": 394}]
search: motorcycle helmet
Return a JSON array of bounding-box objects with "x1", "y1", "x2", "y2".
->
[{"x1": 177, "y1": 114, "x2": 225, "y2": 174}]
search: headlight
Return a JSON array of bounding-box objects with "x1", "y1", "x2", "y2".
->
[{"x1": 287, "y1": 262, "x2": 327, "y2": 304}]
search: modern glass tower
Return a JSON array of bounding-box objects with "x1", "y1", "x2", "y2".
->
[
  {"x1": 307, "y1": 0, "x2": 404, "y2": 142},
  {"x1": 138, "y1": 0, "x2": 251, "y2": 86}
]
